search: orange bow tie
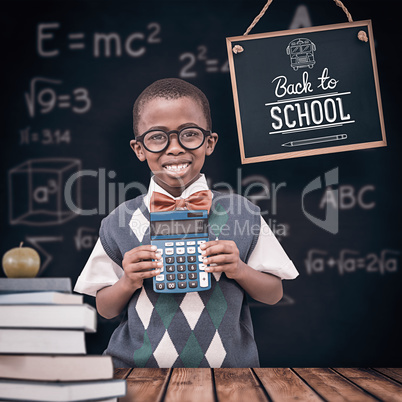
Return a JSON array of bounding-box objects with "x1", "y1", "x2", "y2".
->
[{"x1": 150, "y1": 190, "x2": 212, "y2": 213}]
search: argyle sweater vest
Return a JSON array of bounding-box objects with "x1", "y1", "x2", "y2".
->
[{"x1": 99, "y1": 191, "x2": 261, "y2": 368}]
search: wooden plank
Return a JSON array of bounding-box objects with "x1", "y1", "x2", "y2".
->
[
  {"x1": 374, "y1": 368, "x2": 402, "y2": 384},
  {"x1": 214, "y1": 368, "x2": 267, "y2": 402},
  {"x1": 335, "y1": 368, "x2": 402, "y2": 402},
  {"x1": 294, "y1": 368, "x2": 377, "y2": 402},
  {"x1": 114, "y1": 368, "x2": 132, "y2": 379},
  {"x1": 164, "y1": 368, "x2": 214, "y2": 402},
  {"x1": 119, "y1": 368, "x2": 170, "y2": 402},
  {"x1": 253, "y1": 368, "x2": 322, "y2": 402}
]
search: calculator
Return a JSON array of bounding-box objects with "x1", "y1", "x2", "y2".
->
[{"x1": 150, "y1": 210, "x2": 210, "y2": 293}]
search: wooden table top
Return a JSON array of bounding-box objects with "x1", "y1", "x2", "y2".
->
[{"x1": 114, "y1": 367, "x2": 402, "y2": 401}]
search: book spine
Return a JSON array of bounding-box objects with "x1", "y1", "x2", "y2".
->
[{"x1": 0, "y1": 329, "x2": 86, "y2": 354}]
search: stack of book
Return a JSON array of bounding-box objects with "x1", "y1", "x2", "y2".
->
[{"x1": 0, "y1": 277, "x2": 126, "y2": 402}]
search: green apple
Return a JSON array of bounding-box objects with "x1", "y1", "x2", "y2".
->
[{"x1": 2, "y1": 242, "x2": 41, "y2": 278}]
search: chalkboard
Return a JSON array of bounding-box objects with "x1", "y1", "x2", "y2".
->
[{"x1": 227, "y1": 20, "x2": 387, "y2": 163}]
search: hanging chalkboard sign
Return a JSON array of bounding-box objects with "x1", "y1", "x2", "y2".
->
[{"x1": 226, "y1": 20, "x2": 387, "y2": 164}]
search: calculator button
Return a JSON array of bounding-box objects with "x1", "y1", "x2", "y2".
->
[
  {"x1": 188, "y1": 272, "x2": 197, "y2": 280},
  {"x1": 167, "y1": 282, "x2": 176, "y2": 290},
  {"x1": 166, "y1": 265, "x2": 175, "y2": 272},
  {"x1": 199, "y1": 264, "x2": 206, "y2": 271},
  {"x1": 176, "y1": 242, "x2": 185, "y2": 246},
  {"x1": 187, "y1": 256, "x2": 196, "y2": 263},
  {"x1": 166, "y1": 274, "x2": 176, "y2": 281},
  {"x1": 197, "y1": 240, "x2": 206, "y2": 244},
  {"x1": 197, "y1": 247, "x2": 203, "y2": 254},
  {"x1": 156, "y1": 248, "x2": 163, "y2": 255},
  {"x1": 188, "y1": 264, "x2": 197, "y2": 271},
  {"x1": 155, "y1": 283, "x2": 165, "y2": 290},
  {"x1": 165, "y1": 257, "x2": 175, "y2": 264},
  {"x1": 165, "y1": 248, "x2": 174, "y2": 255},
  {"x1": 186, "y1": 241, "x2": 196, "y2": 245},
  {"x1": 176, "y1": 256, "x2": 185, "y2": 263},
  {"x1": 199, "y1": 272, "x2": 209, "y2": 288},
  {"x1": 165, "y1": 242, "x2": 174, "y2": 247},
  {"x1": 189, "y1": 281, "x2": 198, "y2": 288},
  {"x1": 176, "y1": 247, "x2": 185, "y2": 255},
  {"x1": 187, "y1": 247, "x2": 196, "y2": 254},
  {"x1": 156, "y1": 274, "x2": 164, "y2": 282},
  {"x1": 177, "y1": 264, "x2": 186, "y2": 272},
  {"x1": 198, "y1": 255, "x2": 204, "y2": 262},
  {"x1": 177, "y1": 273, "x2": 186, "y2": 281},
  {"x1": 178, "y1": 282, "x2": 187, "y2": 289}
]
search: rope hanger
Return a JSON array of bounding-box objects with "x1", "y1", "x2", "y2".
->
[{"x1": 232, "y1": 0, "x2": 368, "y2": 54}]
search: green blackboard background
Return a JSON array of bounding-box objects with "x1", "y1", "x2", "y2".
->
[{"x1": 1, "y1": 0, "x2": 401, "y2": 367}]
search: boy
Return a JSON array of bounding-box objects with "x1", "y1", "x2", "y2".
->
[{"x1": 74, "y1": 78, "x2": 298, "y2": 368}]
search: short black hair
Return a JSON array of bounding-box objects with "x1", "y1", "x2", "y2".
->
[{"x1": 132, "y1": 78, "x2": 212, "y2": 136}]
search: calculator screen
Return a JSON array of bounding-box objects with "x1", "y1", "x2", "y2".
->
[{"x1": 151, "y1": 218, "x2": 207, "y2": 237}]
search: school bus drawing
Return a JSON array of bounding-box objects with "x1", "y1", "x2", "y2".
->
[{"x1": 286, "y1": 38, "x2": 316, "y2": 71}]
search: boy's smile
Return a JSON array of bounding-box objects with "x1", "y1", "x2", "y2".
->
[{"x1": 131, "y1": 96, "x2": 218, "y2": 197}]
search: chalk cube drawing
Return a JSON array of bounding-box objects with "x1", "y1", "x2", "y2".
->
[{"x1": 8, "y1": 158, "x2": 82, "y2": 226}]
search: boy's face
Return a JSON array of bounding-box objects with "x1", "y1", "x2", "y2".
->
[{"x1": 130, "y1": 96, "x2": 218, "y2": 196}]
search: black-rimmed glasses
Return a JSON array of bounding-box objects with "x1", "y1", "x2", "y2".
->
[{"x1": 135, "y1": 126, "x2": 212, "y2": 153}]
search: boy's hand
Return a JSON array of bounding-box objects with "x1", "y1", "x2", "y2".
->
[
  {"x1": 200, "y1": 240, "x2": 245, "y2": 280},
  {"x1": 121, "y1": 245, "x2": 162, "y2": 290}
]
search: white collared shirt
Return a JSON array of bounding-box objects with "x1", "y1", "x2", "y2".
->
[{"x1": 74, "y1": 174, "x2": 298, "y2": 296}]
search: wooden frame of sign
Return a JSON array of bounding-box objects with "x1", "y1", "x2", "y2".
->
[{"x1": 226, "y1": 20, "x2": 387, "y2": 164}]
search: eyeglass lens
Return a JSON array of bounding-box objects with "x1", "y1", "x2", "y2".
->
[{"x1": 144, "y1": 128, "x2": 205, "y2": 152}]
